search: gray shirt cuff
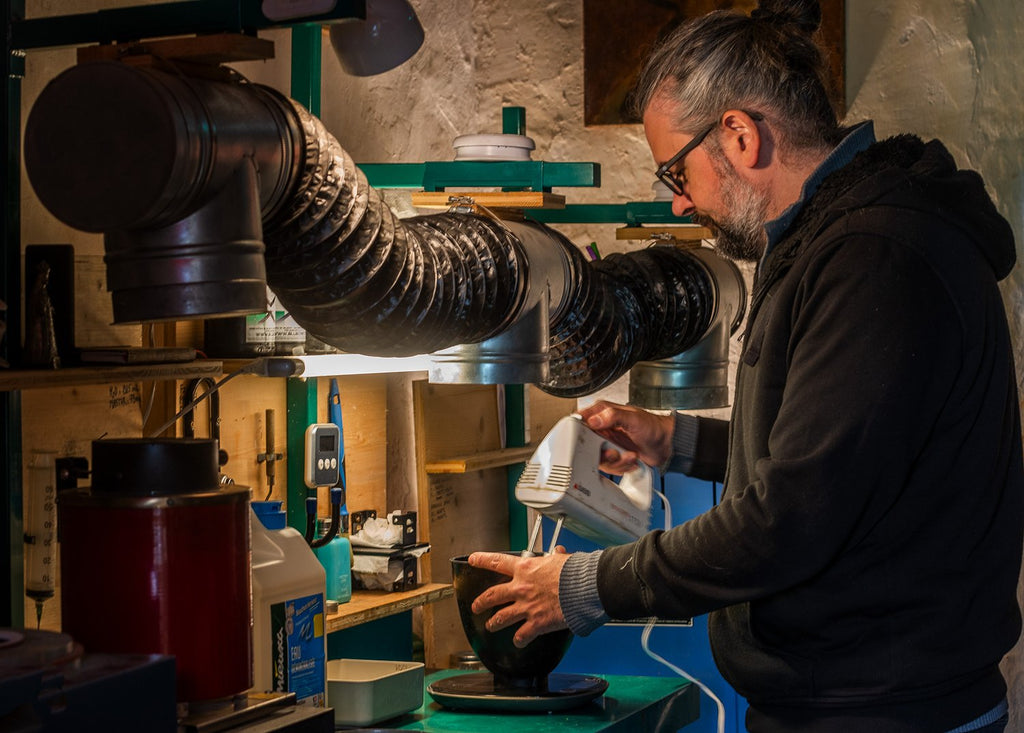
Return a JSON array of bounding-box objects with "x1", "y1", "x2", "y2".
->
[
  {"x1": 558, "y1": 550, "x2": 610, "y2": 637},
  {"x1": 663, "y1": 412, "x2": 699, "y2": 475}
]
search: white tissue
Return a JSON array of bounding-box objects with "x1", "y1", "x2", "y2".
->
[{"x1": 350, "y1": 512, "x2": 407, "y2": 547}]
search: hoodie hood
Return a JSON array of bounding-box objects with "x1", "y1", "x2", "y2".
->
[{"x1": 825, "y1": 134, "x2": 1017, "y2": 280}]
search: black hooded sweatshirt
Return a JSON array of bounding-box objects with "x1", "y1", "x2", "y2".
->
[{"x1": 596, "y1": 135, "x2": 1024, "y2": 732}]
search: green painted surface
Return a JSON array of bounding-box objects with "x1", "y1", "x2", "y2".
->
[
  {"x1": 359, "y1": 160, "x2": 600, "y2": 192},
  {"x1": 504, "y1": 384, "x2": 528, "y2": 552},
  {"x1": 502, "y1": 106, "x2": 527, "y2": 135},
  {"x1": 290, "y1": 23, "x2": 322, "y2": 117},
  {"x1": 286, "y1": 379, "x2": 317, "y2": 532},
  {"x1": 388, "y1": 670, "x2": 699, "y2": 732},
  {"x1": 327, "y1": 612, "x2": 413, "y2": 661},
  {"x1": 526, "y1": 202, "x2": 684, "y2": 225}
]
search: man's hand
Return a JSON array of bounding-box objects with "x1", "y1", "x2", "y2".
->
[
  {"x1": 577, "y1": 400, "x2": 675, "y2": 473},
  {"x1": 467, "y1": 550, "x2": 571, "y2": 647}
]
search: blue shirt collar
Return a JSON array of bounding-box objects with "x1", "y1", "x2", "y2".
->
[{"x1": 762, "y1": 121, "x2": 876, "y2": 258}]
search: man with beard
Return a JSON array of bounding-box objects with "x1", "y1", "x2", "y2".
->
[{"x1": 468, "y1": 0, "x2": 1024, "y2": 731}]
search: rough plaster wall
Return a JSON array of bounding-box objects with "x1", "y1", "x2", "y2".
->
[
  {"x1": 847, "y1": 0, "x2": 1024, "y2": 724},
  {"x1": 315, "y1": 1, "x2": 652, "y2": 252}
]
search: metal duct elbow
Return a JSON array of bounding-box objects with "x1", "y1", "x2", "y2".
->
[{"x1": 24, "y1": 61, "x2": 302, "y2": 322}]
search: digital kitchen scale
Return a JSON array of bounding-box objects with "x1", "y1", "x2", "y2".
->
[{"x1": 426, "y1": 671, "x2": 608, "y2": 713}]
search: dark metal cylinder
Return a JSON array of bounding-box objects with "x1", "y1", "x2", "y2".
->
[{"x1": 58, "y1": 439, "x2": 252, "y2": 704}]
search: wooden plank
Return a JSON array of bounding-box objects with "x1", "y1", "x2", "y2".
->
[
  {"x1": 21, "y1": 382, "x2": 150, "y2": 633},
  {"x1": 425, "y1": 446, "x2": 536, "y2": 474},
  {"x1": 411, "y1": 191, "x2": 566, "y2": 210},
  {"x1": 0, "y1": 361, "x2": 224, "y2": 392},
  {"x1": 73, "y1": 255, "x2": 143, "y2": 349},
  {"x1": 215, "y1": 375, "x2": 289, "y2": 501},
  {"x1": 77, "y1": 33, "x2": 275, "y2": 65},
  {"x1": 413, "y1": 381, "x2": 513, "y2": 668},
  {"x1": 415, "y1": 383, "x2": 503, "y2": 461},
  {"x1": 424, "y1": 469, "x2": 510, "y2": 670},
  {"x1": 325, "y1": 583, "x2": 453, "y2": 633}
]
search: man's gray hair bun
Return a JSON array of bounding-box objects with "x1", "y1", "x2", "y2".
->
[{"x1": 751, "y1": 0, "x2": 822, "y2": 34}]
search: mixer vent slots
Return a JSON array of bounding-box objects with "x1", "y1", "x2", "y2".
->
[
  {"x1": 547, "y1": 465, "x2": 572, "y2": 490},
  {"x1": 520, "y1": 462, "x2": 572, "y2": 491}
]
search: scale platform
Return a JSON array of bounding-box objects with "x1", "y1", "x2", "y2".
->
[{"x1": 369, "y1": 668, "x2": 700, "y2": 732}]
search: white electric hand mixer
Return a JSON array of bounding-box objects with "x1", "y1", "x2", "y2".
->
[{"x1": 515, "y1": 414, "x2": 654, "y2": 554}]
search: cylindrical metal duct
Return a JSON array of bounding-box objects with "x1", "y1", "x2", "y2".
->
[
  {"x1": 24, "y1": 60, "x2": 746, "y2": 402},
  {"x1": 24, "y1": 61, "x2": 301, "y2": 322}
]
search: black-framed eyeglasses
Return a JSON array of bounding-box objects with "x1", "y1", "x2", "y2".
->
[
  {"x1": 654, "y1": 111, "x2": 764, "y2": 196},
  {"x1": 654, "y1": 123, "x2": 716, "y2": 196}
]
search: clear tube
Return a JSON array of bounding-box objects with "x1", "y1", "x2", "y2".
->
[{"x1": 24, "y1": 450, "x2": 58, "y2": 628}]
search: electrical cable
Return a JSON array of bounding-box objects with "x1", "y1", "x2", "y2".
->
[
  {"x1": 139, "y1": 323, "x2": 158, "y2": 427},
  {"x1": 641, "y1": 619, "x2": 726, "y2": 733},
  {"x1": 644, "y1": 486, "x2": 726, "y2": 733},
  {"x1": 145, "y1": 361, "x2": 266, "y2": 438}
]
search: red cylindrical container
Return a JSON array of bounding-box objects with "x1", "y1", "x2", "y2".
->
[{"x1": 59, "y1": 439, "x2": 252, "y2": 703}]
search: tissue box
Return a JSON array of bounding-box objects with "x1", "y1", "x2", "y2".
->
[{"x1": 327, "y1": 658, "x2": 424, "y2": 726}]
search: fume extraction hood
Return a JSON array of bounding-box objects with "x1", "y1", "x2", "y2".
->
[{"x1": 18, "y1": 14, "x2": 745, "y2": 409}]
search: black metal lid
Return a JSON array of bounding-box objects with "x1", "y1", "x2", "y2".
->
[{"x1": 90, "y1": 438, "x2": 220, "y2": 496}]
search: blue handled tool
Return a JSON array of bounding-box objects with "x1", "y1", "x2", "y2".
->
[{"x1": 328, "y1": 379, "x2": 349, "y2": 531}]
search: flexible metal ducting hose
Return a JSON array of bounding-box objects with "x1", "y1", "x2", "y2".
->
[{"x1": 23, "y1": 61, "x2": 744, "y2": 399}]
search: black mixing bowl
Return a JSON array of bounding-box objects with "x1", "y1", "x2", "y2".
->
[{"x1": 451, "y1": 553, "x2": 573, "y2": 691}]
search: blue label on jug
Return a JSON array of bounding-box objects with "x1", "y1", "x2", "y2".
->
[{"x1": 270, "y1": 592, "x2": 325, "y2": 706}]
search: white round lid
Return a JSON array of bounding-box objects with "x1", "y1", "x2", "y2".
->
[{"x1": 452, "y1": 133, "x2": 536, "y2": 161}]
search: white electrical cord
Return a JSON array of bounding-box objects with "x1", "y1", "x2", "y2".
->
[{"x1": 643, "y1": 488, "x2": 727, "y2": 733}]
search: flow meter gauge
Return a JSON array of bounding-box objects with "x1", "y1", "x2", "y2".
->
[{"x1": 305, "y1": 423, "x2": 341, "y2": 488}]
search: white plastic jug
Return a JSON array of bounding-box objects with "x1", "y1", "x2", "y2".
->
[{"x1": 250, "y1": 507, "x2": 327, "y2": 706}]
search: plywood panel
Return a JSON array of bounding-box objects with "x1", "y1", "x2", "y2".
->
[
  {"x1": 415, "y1": 382, "x2": 503, "y2": 460},
  {"x1": 314, "y1": 374, "x2": 389, "y2": 520},
  {"x1": 410, "y1": 381, "x2": 576, "y2": 669},
  {"x1": 526, "y1": 385, "x2": 577, "y2": 445},
  {"x1": 425, "y1": 469, "x2": 511, "y2": 670}
]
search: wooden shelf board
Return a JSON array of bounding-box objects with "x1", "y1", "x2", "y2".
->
[
  {"x1": 0, "y1": 360, "x2": 224, "y2": 391},
  {"x1": 411, "y1": 191, "x2": 565, "y2": 210},
  {"x1": 425, "y1": 446, "x2": 535, "y2": 474},
  {"x1": 326, "y1": 582, "x2": 454, "y2": 633},
  {"x1": 77, "y1": 32, "x2": 276, "y2": 65}
]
